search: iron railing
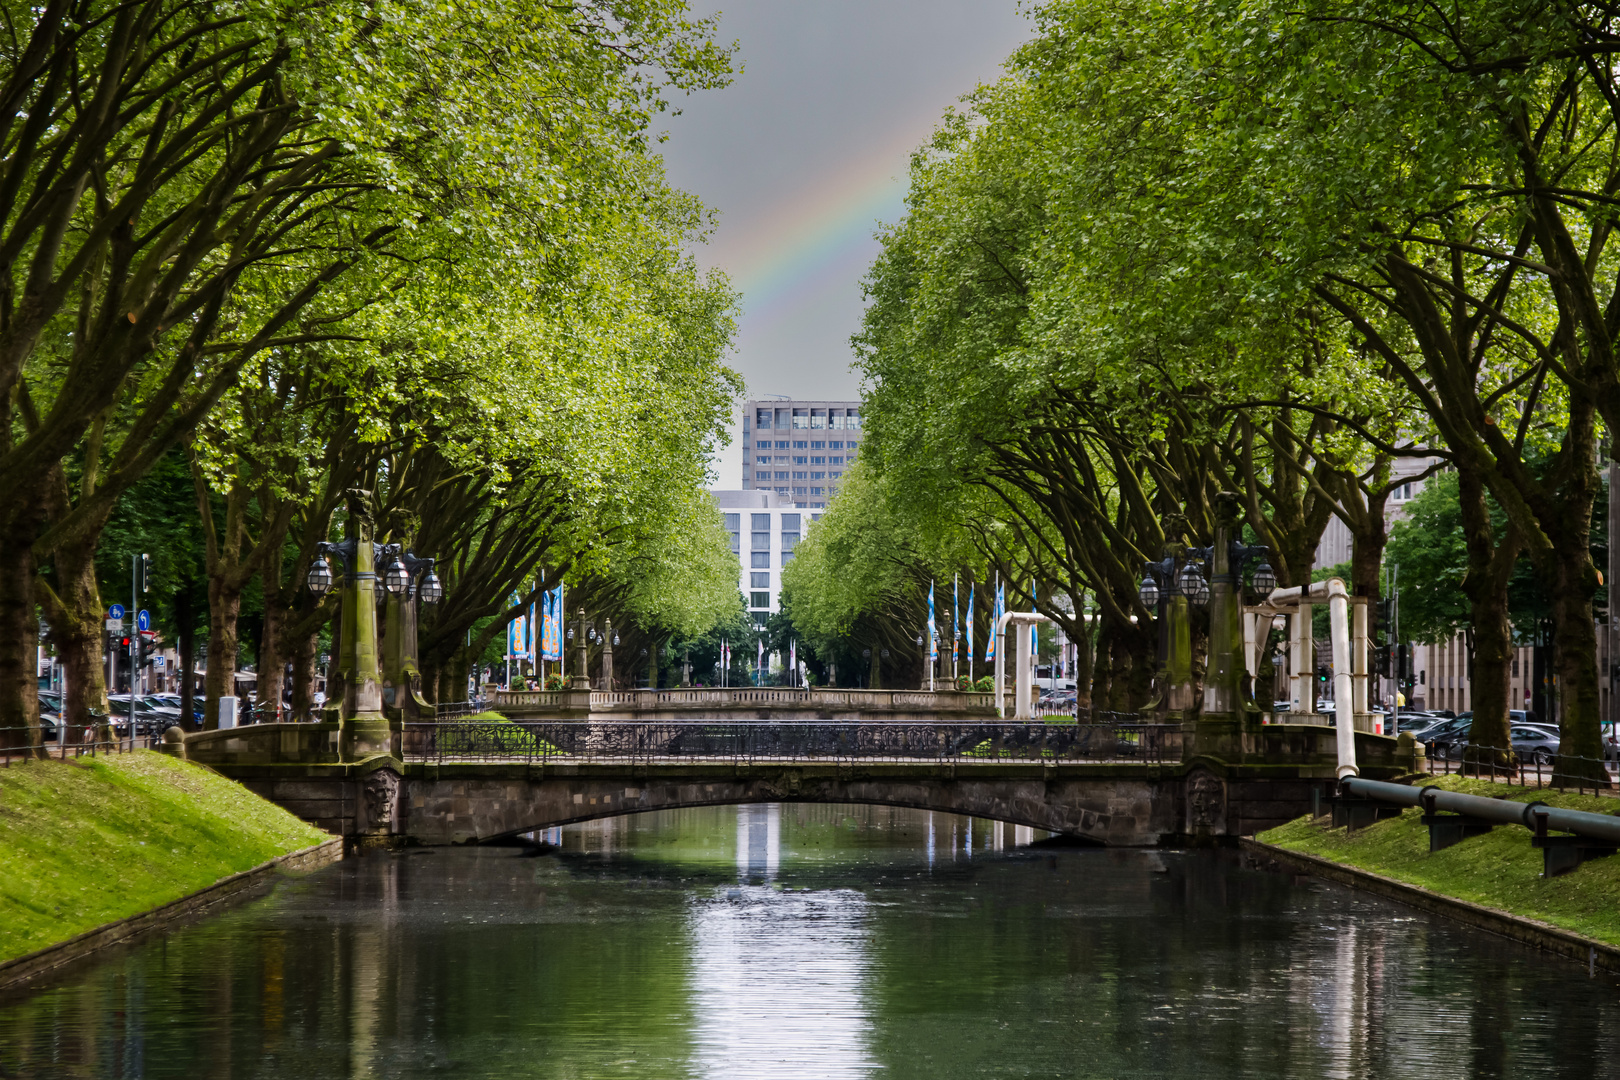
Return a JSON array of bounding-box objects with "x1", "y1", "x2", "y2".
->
[
  {"x1": 1426, "y1": 743, "x2": 1618, "y2": 796},
  {"x1": 402, "y1": 719, "x2": 1182, "y2": 766},
  {"x1": 1, "y1": 726, "x2": 154, "y2": 766}
]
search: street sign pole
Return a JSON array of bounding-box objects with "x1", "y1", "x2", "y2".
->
[{"x1": 130, "y1": 555, "x2": 139, "y2": 739}]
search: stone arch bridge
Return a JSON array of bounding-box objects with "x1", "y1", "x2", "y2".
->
[{"x1": 178, "y1": 714, "x2": 1418, "y2": 848}]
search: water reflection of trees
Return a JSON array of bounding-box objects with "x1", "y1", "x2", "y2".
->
[{"x1": 860, "y1": 850, "x2": 1620, "y2": 1078}]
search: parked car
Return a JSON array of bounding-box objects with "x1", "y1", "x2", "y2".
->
[
  {"x1": 36, "y1": 694, "x2": 60, "y2": 742},
  {"x1": 1422, "y1": 717, "x2": 1473, "y2": 756},
  {"x1": 108, "y1": 695, "x2": 169, "y2": 736},
  {"x1": 1508, "y1": 725, "x2": 1561, "y2": 765}
]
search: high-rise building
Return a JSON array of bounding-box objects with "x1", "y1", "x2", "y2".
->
[
  {"x1": 741, "y1": 398, "x2": 863, "y2": 509},
  {"x1": 712, "y1": 489, "x2": 824, "y2": 626}
]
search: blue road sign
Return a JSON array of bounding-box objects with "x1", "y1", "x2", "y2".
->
[
  {"x1": 137, "y1": 610, "x2": 151, "y2": 632},
  {"x1": 108, "y1": 604, "x2": 126, "y2": 620}
]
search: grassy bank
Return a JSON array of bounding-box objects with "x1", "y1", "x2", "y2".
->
[
  {"x1": 0, "y1": 751, "x2": 329, "y2": 963},
  {"x1": 1259, "y1": 774, "x2": 1620, "y2": 946}
]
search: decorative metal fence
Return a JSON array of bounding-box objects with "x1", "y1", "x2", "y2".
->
[
  {"x1": 402, "y1": 720, "x2": 1182, "y2": 766},
  {"x1": 1425, "y1": 743, "x2": 1618, "y2": 796},
  {"x1": 1, "y1": 726, "x2": 151, "y2": 765}
]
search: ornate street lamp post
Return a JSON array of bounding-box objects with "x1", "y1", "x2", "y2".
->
[
  {"x1": 304, "y1": 490, "x2": 386, "y2": 762},
  {"x1": 304, "y1": 494, "x2": 443, "y2": 762}
]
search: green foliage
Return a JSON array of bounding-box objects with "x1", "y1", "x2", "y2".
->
[{"x1": 1385, "y1": 476, "x2": 1473, "y2": 645}]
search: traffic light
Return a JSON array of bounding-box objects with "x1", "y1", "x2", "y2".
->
[
  {"x1": 1316, "y1": 664, "x2": 1330, "y2": 686},
  {"x1": 1396, "y1": 642, "x2": 1410, "y2": 682},
  {"x1": 1373, "y1": 644, "x2": 1391, "y2": 676},
  {"x1": 140, "y1": 553, "x2": 152, "y2": 593}
]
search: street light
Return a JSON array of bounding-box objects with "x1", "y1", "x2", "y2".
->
[
  {"x1": 1250, "y1": 559, "x2": 1277, "y2": 595},
  {"x1": 419, "y1": 569, "x2": 444, "y2": 604},
  {"x1": 382, "y1": 557, "x2": 410, "y2": 596},
  {"x1": 306, "y1": 556, "x2": 334, "y2": 596},
  {"x1": 1137, "y1": 573, "x2": 1159, "y2": 608},
  {"x1": 1178, "y1": 561, "x2": 1210, "y2": 606}
]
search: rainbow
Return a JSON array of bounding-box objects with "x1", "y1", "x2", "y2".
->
[{"x1": 721, "y1": 117, "x2": 940, "y2": 328}]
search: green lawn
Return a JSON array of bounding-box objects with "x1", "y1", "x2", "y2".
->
[
  {"x1": 1260, "y1": 774, "x2": 1620, "y2": 946},
  {"x1": 0, "y1": 751, "x2": 329, "y2": 963}
]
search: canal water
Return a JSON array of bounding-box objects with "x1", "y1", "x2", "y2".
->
[{"x1": 4, "y1": 804, "x2": 1619, "y2": 1078}]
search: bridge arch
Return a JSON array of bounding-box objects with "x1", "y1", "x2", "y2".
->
[{"x1": 400, "y1": 767, "x2": 1181, "y2": 847}]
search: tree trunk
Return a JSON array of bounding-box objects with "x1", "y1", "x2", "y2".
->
[
  {"x1": 1458, "y1": 469, "x2": 1519, "y2": 774},
  {"x1": 1549, "y1": 534, "x2": 1607, "y2": 782},
  {"x1": 177, "y1": 582, "x2": 197, "y2": 731},
  {"x1": 1072, "y1": 614, "x2": 1095, "y2": 709},
  {"x1": 43, "y1": 533, "x2": 111, "y2": 741},
  {"x1": 204, "y1": 577, "x2": 243, "y2": 731},
  {"x1": 257, "y1": 580, "x2": 287, "y2": 723},
  {"x1": 290, "y1": 630, "x2": 318, "y2": 721},
  {"x1": 0, "y1": 500, "x2": 42, "y2": 755},
  {"x1": 1089, "y1": 618, "x2": 1115, "y2": 711}
]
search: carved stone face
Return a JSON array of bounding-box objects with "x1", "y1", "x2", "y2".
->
[
  {"x1": 1187, "y1": 770, "x2": 1225, "y2": 831},
  {"x1": 362, "y1": 768, "x2": 401, "y2": 833}
]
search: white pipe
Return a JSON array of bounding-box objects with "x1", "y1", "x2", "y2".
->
[
  {"x1": 1268, "y1": 578, "x2": 1358, "y2": 776},
  {"x1": 994, "y1": 611, "x2": 1050, "y2": 719}
]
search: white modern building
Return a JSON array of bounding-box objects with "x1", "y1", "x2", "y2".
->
[
  {"x1": 712, "y1": 489, "x2": 823, "y2": 627},
  {"x1": 741, "y1": 399, "x2": 863, "y2": 508}
]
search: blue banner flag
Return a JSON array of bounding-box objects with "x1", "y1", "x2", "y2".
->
[
  {"x1": 928, "y1": 580, "x2": 938, "y2": 662},
  {"x1": 966, "y1": 582, "x2": 975, "y2": 662}
]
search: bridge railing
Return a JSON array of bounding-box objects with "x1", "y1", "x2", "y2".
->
[
  {"x1": 490, "y1": 687, "x2": 999, "y2": 713},
  {"x1": 401, "y1": 719, "x2": 1181, "y2": 766}
]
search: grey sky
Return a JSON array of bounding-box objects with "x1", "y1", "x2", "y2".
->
[{"x1": 653, "y1": 1, "x2": 1033, "y2": 485}]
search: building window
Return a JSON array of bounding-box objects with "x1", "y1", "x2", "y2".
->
[
  {"x1": 1392, "y1": 481, "x2": 1415, "y2": 501},
  {"x1": 756, "y1": 408, "x2": 773, "y2": 429},
  {"x1": 751, "y1": 551, "x2": 770, "y2": 568},
  {"x1": 781, "y1": 517, "x2": 800, "y2": 557},
  {"x1": 792, "y1": 409, "x2": 808, "y2": 429},
  {"x1": 793, "y1": 441, "x2": 808, "y2": 449},
  {"x1": 810, "y1": 456, "x2": 825, "y2": 465},
  {"x1": 750, "y1": 591, "x2": 771, "y2": 608},
  {"x1": 829, "y1": 471, "x2": 842, "y2": 479},
  {"x1": 793, "y1": 455, "x2": 808, "y2": 465},
  {"x1": 791, "y1": 486, "x2": 807, "y2": 495},
  {"x1": 810, "y1": 440, "x2": 824, "y2": 449},
  {"x1": 811, "y1": 472, "x2": 824, "y2": 480},
  {"x1": 751, "y1": 531, "x2": 771, "y2": 551},
  {"x1": 810, "y1": 486, "x2": 824, "y2": 495},
  {"x1": 810, "y1": 409, "x2": 826, "y2": 429},
  {"x1": 847, "y1": 409, "x2": 860, "y2": 429},
  {"x1": 755, "y1": 471, "x2": 770, "y2": 480},
  {"x1": 793, "y1": 471, "x2": 807, "y2": 480},
  {"x1": 751, "y1": 572, "x2": 771, "y2": 588},
  {"x1": 774, "y1": 471, "x2": 789, "y2": 480},
  {"x1": 776, "y1": 440, "x2": 789, "y2": 449},
  {"x1": 725, "y1": 513, "x2": 740, "y2": 554},
  {"x1": 756, "y1": 456, "x2": 770, "y2": 464},
  {"x1": 753, "y1": 612, "x2": 770, "y2": 627},
  {"x1": 782, "y1": 550, "x2": 795, "y2": 565},
  {"x1": 829, "y1": 456, "x2": 842, "y2": 465},
  {"x1": 830, "y1": 410, "x2": 844, "y2": 429},
  {"x1": 829, "y1": 440, "x2": 843, "y2": 449},
  {"x1": 774, "y1": 486, "x2": 790, "y2": 495}
]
